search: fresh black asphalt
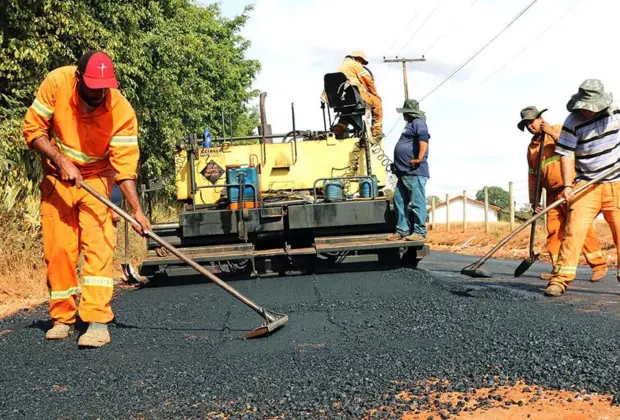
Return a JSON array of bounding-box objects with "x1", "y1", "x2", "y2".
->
[{"x1": 1, "y1": 251, "x2": 620, "y2": 419}]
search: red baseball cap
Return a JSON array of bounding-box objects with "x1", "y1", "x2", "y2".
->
[{"x1": 77, "y1": 51, "x2": 119, "y2": 89}]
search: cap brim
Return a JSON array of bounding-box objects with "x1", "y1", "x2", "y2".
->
[
  {"x1": 83, "y1": 75, "x2": 118, "y2": 89},
  {"x1": 517, "y1": 119, "x2": 529, "y2": 131}
]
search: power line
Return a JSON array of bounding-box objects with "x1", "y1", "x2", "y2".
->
[
  {"x1": 396, "y1": 0, "x2": 446, "y2": 57},
  {"x1": 423, "y1": 0, "x2": 480, "y2": 56},
  {"x1": 419, "y1": 0, "x2": 539, "y2": 102},
  {"x1": 387, "y1": 0, "x2": 445, "y2": 72},
  {"x1": 473, "y1": 0, "x2": 583, "y2": 87},
  {"x1": 384, "y1": 0, "x2": 540, "y2": 139}
]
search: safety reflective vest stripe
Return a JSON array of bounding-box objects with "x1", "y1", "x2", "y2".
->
[
  {"x1": 110, "y1": 136, "x2": 138, "y2": 146},
  {"x1": 32, "y1": 99, "x2": 54, "y2": 119},
  {"x1": 529, "y1": 155, "x2": 561, "y2": 175},
  {"x1": 50, "y1": 286, "x2": 81, "y2": 300},
  {"x1": 83, "y1": 276, "x2": 114, "y2": 287}
]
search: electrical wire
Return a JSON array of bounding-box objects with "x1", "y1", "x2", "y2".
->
[
  {"x1": 423, "y1": 0, "x2": 480, "y2": 56},
  {"x1": 419, "y1": 0, "x2": 539, "y2": 102},
  {"x1": 468, "y1": 0, "x2": 583, "y2": 88},
  {"x1": 384, "y1": 0, "x2": 540, "y2": 139}
]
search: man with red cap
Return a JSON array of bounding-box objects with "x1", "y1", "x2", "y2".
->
[{"x1": 23, "y1": 50, "x2": 151, "y2": 348}]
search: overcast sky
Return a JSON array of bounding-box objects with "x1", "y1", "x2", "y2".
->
[{"x1": 213, "y1": 0, "x2": 618, "y2": 208}]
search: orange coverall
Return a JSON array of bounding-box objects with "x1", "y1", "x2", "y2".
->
[
  {"x1": 23, "y1": 66, "x2": 140, "y2": 325},
  {"x1": 338, "y1": 57, "x2": 383, "y2": 136},
  {"x1": 527, "y1": 125, "x2": 606, "y2": 273}
]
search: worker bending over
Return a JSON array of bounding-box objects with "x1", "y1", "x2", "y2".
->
[
  {"x1": 518, "y1": 105, "x2": 606, "y2": 281},
  {"x1": 545, "y1": 79, "x2": 620, "y2": 297},
  {"x1": 23, "y1": 50, "x2": 152, "y2": 347},
  {"x1": 337, "y1": 50, "x2": 383, "y2": 138}
]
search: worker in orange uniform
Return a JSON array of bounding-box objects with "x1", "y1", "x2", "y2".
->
[
  {"x1": 338, "y1": 50, "x2": 383, "y2": 138},
  {"x1": 518, "y1": 106, "x2": 607, "y2": 282},
  {"x1": 23, "y1": 50, "x2": 151, "y2": 348}
]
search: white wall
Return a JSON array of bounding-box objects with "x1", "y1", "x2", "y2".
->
[{"x1": 429, "y1": 198, "x2": 499, "y2": 223}]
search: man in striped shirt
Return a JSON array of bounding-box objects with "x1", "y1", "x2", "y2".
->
[
  {"x1": 23, "y1": 51, "x2": 152, "y2": 346},
  {"x1": 518, "y1": 106, "x2": 607, "y2": 281},
  {"x1": 545, "y1": 79, "x2": 619, "y2": 297}
]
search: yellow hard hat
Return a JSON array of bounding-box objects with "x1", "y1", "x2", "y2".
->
[{"x1": 348, "y1": 50, "x2": 368, "y2": 65}]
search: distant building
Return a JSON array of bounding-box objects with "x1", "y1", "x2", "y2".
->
[{"x1": 427, "y1": 195, "x2": 501, "y2": 224}]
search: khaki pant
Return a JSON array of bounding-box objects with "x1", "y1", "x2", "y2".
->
[
  {"x1": 546, "y1": 189, "x2": 607, "y2": 272},
  {"x1": 548, "y1": 181, "x2": 620, "y2": 291},
  {"x1": 40, "y1": 175, "x2": 116, "y2": 325},
  {"x1": 360, "y1": 91, "x2": 383, "y2": 136}
]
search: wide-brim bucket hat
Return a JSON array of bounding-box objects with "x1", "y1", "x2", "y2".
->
[{"x1": 566, "y1": 79, "x2": 613, "y2": 113}]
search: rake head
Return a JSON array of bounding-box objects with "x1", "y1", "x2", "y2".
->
[
  {"x1": 460, "y1": 264, "x2": 493, "y2": 278},
  {"x1": 244, "y1": 310, "x2": 289, "y2": 339}
]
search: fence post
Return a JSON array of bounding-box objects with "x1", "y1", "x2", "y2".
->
[
  {"x1": 509, "y1": 181, "x2": 515, "y2": 230},
  {"x1": 484, "y1": 186, "x2": 489, "y2": 233},
  {"x1": 431, "y1": 196, "x2": 436, "y2": 231},
  {"x1": 446, "y1": 193, "x2": 450, "y2": 231},
  {"x1": 463, "y1": 190, "x2": 467, "y2": 232},
  {"x1": 541, "y1": 188, "x2": 547, "y2": 232}
]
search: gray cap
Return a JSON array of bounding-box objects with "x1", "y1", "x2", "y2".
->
[{"x1": 517, "y1": 106, "x2": 548, "y2": 131}]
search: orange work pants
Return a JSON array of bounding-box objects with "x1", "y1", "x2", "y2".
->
[
  {"x1": 548, "y1": 181, "x2": 620, "y2": 292},
  {"x1": 546, "y1": 189, "x2": 607, "y2": 272},
  {"x1": 360, "y1": 91, "x2": 383, "y2": 136},
  {"x1": 40, "y1": 174, "x2": 117, "y2": 325}
]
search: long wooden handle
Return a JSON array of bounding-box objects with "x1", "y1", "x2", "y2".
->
[{"x1": 470, "y1": 163, "x2": 620, "y2": 269}]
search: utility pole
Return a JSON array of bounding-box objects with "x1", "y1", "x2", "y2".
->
[{"x1": 383, "y1": 56, "x2": 426, "y2": 100}]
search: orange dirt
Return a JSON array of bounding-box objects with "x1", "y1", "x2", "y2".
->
[{"x1": 368, "y1": 380, "x2": 620, "y2": 419}]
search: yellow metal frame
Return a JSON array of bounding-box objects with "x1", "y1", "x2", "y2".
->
[{"x1": 174, "y1": 135, "x2": 388, "y2": 206}]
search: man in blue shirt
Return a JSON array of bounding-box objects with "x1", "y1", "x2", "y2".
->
[{"x1": 387, "y1": 99, "x2": 430, "y2": 241}]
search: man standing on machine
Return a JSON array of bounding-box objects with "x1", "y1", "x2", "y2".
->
[
  {"x1": 518, "y1": 105, "x2": 607, "y2": 281},
  {"x1": 23, "y1": 50, "x2": 151, "y2": 347},
  {"x1": 337, "y1": 50, "x2": 383, "y2": 138}
]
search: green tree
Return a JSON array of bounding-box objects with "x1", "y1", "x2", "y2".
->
[
  {"x1": 426, "y1": 195, "x2": 441, "y2": 206},
  {"x1": 475, "y1": 186, "x2": 510, "y2": 210},
  {"x1": 0, "y1": 0, "x2": 260, "y2": 202}
]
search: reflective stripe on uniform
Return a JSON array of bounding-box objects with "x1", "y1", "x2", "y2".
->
[
  {"x1": 585, "y1": 250, "x2": 603, "y2": 260},
  {"x1": 542, "y1": 155, "x2": 561, "y2": 168},
  {"x1": 110, "y1": 136, "x2": 138, "y2": 146},
  {"x1": 358, "y1": 70, "x2": 370, "y2": 78},
  {"x1": 530, "y1": 155, "x2": 561, "y2": 175},
  {"x1": 54, "y1": 138, "x2": 108, "y2": 164},
  {"x1": 50, "y1": 286, "x2": 81, "y2": 300},
  {"x1": 556, "y1": 266, "x2": 577, "y2": 275},
  {"x1": 83, "y1": 276, "x2": 114, "y2": 287},
  {"x1": 32, "y1": 99, "x2": 54, "y2": 119}
]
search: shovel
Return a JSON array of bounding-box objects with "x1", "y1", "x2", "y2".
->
[
  {"x1": 80, "y1": 181, "x2": 289, "y2": 339},
  {"x1": 514, "y1": 134, "x2": 546, "y2": 277},
  {"x1": 461, "y1": 162, "x2": 620, "y2": 278}
]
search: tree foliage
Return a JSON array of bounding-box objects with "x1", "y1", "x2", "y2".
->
[
  {"x1": 0, "y1": 0, "x2": 260, "y2": 196},
  {"x1": 475, "y1": 186, "x2": 510, "y2": 210}
]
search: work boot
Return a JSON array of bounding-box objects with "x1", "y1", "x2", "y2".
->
[
  {"x1": 78, "y1": 322, "x2": 111, "y2": 348},
  {"x1": 386, "y1": 233, "x2": 405, "y2": 241},
  {"x1": 544, "y1": 284, "x2": 564, "y2": 297},
  {"x1": 404, "y1": 233, "x2": 426, "y2": 242},
  {"x1": 540, "y1": 272, "x2": 553, "y2": 281},
  {"x1": 590, "y1": 269, "x2": 607, "y2": 282},
  {"x1": 45, "y1": 323, "x2": 73, "y2": 340}
]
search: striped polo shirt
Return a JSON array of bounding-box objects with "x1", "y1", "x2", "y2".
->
[{"x1": 555, "y1": 103, "x2": 620, "y2": 182}]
